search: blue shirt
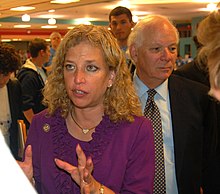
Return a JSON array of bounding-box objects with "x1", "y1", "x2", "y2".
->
[
  {"x1": 134, "y1": 73, "x2": 179, "y2": 194},
  {"x1": 44, "y1": 47, "x2": 56, "y2": 67}
]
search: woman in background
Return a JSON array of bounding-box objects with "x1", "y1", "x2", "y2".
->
[{"x1": 197, "y1": 9, "x2": 220, "y2": 101}]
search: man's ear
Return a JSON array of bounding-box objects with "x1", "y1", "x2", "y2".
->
[
  {"x1": 129, "y1": 44, "x2": 138, "y2": 64},
  {"x1": 131, "y1": 21, "x2": 135, "y2": 28}
]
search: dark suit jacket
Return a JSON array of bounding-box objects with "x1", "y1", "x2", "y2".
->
[
  {"x1": 7, "y1": 79, "x2": 24, "y2": 160},
  {"x1": 174, "y1": 61, "x2": 220, "y2": 193},
  {"x1": 168, "y1": 74, "x2": 217, "y2": 194},
  {"x1": 174, "y1": 59, "x2": 209, "y2": 86}
]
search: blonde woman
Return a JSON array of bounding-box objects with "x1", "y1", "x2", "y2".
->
[{"x1": 20, "y1": 25, "x2": 155, "y2": 194}]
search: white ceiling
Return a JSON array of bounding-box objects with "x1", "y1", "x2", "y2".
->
[{"x1": 0, "y1": 0, "x2": 219, "y2": 41}]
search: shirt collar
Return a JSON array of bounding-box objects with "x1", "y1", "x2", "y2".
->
[{"x1": 133, "y1": 72, "x2": 168, "y2": 101}]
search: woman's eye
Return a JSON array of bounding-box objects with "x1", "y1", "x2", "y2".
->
[
  {"x1": 86, "y1": 65, "x2": 98, "y2": 72},
  {"x1": 65, "y1": 64, "x2": 75, "y2": 71}
]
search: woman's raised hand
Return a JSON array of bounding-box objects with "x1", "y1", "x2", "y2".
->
[{"x1": 55, "y1": 144, "x2": 100, "y2": 194}]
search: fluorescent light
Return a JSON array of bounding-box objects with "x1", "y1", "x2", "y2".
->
[
  {"x1": 73, "y1": 18, "x2": 92, "y2": 25},
  {"x1": 1, "y1": 39, "x2": 11, "y2": 42},
  {"x1": 14, "y1": 24, "x2": 31, "y2": 28},
  {"x1": 12, "y1": 39, "x2": 22, "y2": 41},
  {"x1": 67, "y1": 26, "x2": 75, "y2": 29},
  {"x1": 41, "y1": 25, "x2": 57, "y2": 29},
  {"x1": 10, "y1": 6, "x2": 35, "y2": 11},
  {"x1": 51, "y1": 0, "x2": 80, "y2": 4}
]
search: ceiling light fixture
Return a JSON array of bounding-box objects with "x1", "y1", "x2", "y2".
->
[
  {"x1": 48, "y1": 9, "x2": 55, "y2": 13},
  {"x1": 10, "y1": 6, "x2": 35, "y2": 11},
  {"x1": 48, "y1": 18, "x2": 56, "y2": 25},
  {"x1": 51, "y1": 0, "x2": 80, "y2": 4},
  {"x1": 41, "y1": 25, "x2": 57, "y2": 29},
  {"x1": 14, "y1": 24, "x2": 31, "y2": 28},
  {"x1": 132, "y1": 15, "x2": 139, "y2": 23},
  {"x1": 22, "y1": 14, "x2": 30, "y2": 22},
  {"x1": 207, "y1": 3, "x2": 217, "y2": 12}
]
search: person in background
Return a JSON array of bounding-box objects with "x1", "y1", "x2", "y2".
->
[
  {"x1": 174, "y1": 35, "x2": 209, "y2": 86},
  {"x1": 16, "y1": 38, "x2": 50, "y2": 127},
  {"x1": 206, "y1": 45, "x2": 220, "y2": 100},
  {"x1": 44, "y1": 32, "x2": 62, "y2": 73},
  {"x1": 197, "y1": 9, "x2": 220, "y2": 101},
  {"x1": 20, "y1": 25, "x2": 155, "y2": 194},
  {"x1": 194, "y1": 10, "x2": 220, "y2": 193},
  {"x1": 109, "y1": 6, "x2": 136, "y2": 76},
  {"x1": 128, "y1": 14, "x2": 217, "y2": 194},
  {"x1": 0, "y1": 43, "x2": 24, "y2": 160}
]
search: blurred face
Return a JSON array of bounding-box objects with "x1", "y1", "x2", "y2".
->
[
  {"x1": 131, "y1": 22, "x2": 178, "y2": 88},
  {"x1": 64, "y1": 42, "x2": 115, "y2": 110},
  {"x1": 51, "y1": 35, "x2": 61, "y2": 49},
  {"x1": 0, "y1": 72, "x2": 12, "y2": 88},
  {"x1": 110, "y1": 14, "x2": 134, "y2": 43}
]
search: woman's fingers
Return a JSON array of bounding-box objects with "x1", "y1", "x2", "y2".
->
[
  {"x1": 76, "y1": 144, "x2": 87, "y2": 169},
  {"x1": 17, "y1": 145, "x2": 33, "y2": 181},
  {"x1": 54, "y1": 158, "x2": 80, "y2": 184},
  {"x1": 85, "y1": 157, "x2": 94, "y2": 174}
]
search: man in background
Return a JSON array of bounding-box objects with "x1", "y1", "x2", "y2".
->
[
  {"x1": 128, "y1": 14, "x2": 217, "y2": 194},
  {"x1": 109, "y1": 6, "x2": 135, "y2": 75},
  {"x1": 44, "y1": 32, "x2": 62, "y2": 72},
  {"x1": 17, "y1": 38, "x2": 50, "y2": 127}
]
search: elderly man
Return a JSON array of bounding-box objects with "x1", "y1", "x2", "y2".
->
[{"x1": 128, "y1": 15, "x2": 217, "y2": 194}]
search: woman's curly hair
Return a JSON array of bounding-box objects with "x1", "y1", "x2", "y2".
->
[
  {"x1": 43, "y1": 24, "x2": 142, "y2": 122},
  {"x1": 197, "y1": 10, "x2": 220, "y2": 91}
]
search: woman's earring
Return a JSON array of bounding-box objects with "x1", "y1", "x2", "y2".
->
[{"x1": 108, "y1": 83, "x2": 112, "y2": 88}]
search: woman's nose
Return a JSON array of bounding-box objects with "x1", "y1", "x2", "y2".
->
[{"x1": 74, "y1": 70, "x2": 86, "y2": 84}]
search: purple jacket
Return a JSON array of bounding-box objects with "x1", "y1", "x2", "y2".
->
[{"x1": 26, "y1": 109, "x2": 155, "y2": 194}]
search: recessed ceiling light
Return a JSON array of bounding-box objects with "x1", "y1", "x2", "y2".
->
[
  {"x1": 48, "y1": 18, "x2": 56, "y2": 25},
  {"x1": 22, "y1": 14, "x2": 30, "y2": 22},
  {"x1": 14, "y1": 24, "x2": 31, "y2": 28},
  {"x1": 51, "y1": 0, "x2": 80, "y2": 4},
  {"x1": 10, "y1": 6, "x2": 35, "y2": 11}
]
